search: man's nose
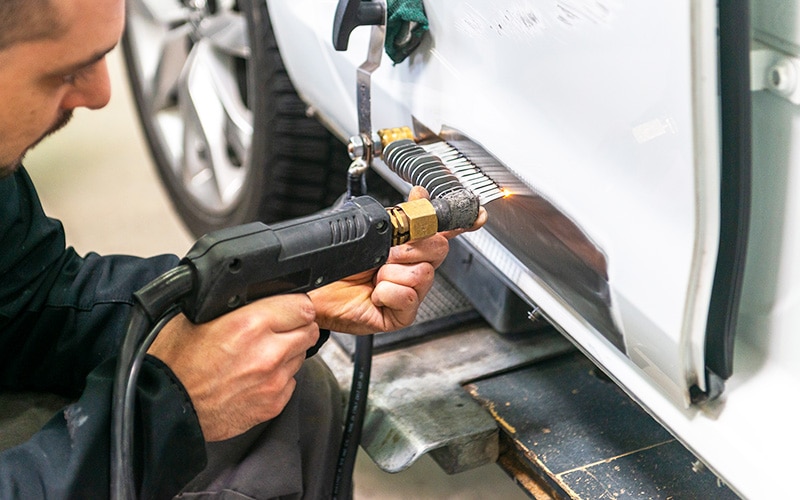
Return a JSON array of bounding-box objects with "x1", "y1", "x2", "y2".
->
[{"x1": 60, "y1": 59, "x2": 112, "y2": 111}]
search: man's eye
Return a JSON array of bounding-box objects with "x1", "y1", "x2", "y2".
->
[{"x1": 61, "y1": 66, "x2": 90, "y2": 85}]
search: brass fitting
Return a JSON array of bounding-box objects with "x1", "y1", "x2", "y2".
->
[
  {"x1": 386, "y1": 198, "x2": 438, "y2": 246},
  {"x1": 378, "y1": 127, "x2": 415, "y2": 150}
]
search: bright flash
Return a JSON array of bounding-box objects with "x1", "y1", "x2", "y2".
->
[{"x1": 501, "y1": 188, "x2": 513, "y2": 198}]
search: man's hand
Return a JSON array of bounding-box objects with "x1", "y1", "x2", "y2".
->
[
  {"x1": 147, "y1": 294, "x2": 319, "y2": 442},
  {"x1": 309, "y1": 186, "x2": 487, "y2": 335}
]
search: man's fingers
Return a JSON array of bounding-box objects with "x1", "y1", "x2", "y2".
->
[
  {"x1": 376, "y1": 261, "x2": 434, "y2": 290},
  {"x1": 371, "y1": 280, "x2": 420, "y2": 326},
  {"x1": 232, "y1": 293, "x2": 316, "y2": 333},
  {"x1": 373, "y1": 262, "x2": 434, "y2": 307},
  {"x1": 388, "y1": 233, "x2": 449, "y2": 267}
]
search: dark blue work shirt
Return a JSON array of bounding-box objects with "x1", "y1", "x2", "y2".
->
[{"x1": 0, "y1": 167, "x2": 205, "y2": 498}]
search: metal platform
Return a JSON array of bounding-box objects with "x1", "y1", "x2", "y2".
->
[
  {"x1": 321, "y1": 319, "x2": 572, "y2": 475},
  {"x1": 468, "y1": 352, "x2": 740, "y2": 499},
  {"x1": 321, "y1": 276, "x2": 741, "y2": 499}
]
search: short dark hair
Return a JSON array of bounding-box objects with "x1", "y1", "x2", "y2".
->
[{"x1": 0, "y1": 0, "x2": 64, "y2": 51}]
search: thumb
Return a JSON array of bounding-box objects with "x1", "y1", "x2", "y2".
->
[{"x1": 407, "y1": 185, "x2": 430, "y2": 202}]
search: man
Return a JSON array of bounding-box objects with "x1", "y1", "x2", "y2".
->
[{"x1": 0, "y1": 0, "x2": 486, "y2": 497}]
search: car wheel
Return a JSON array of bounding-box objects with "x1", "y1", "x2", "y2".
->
[{"x1": 122, "y1": 0, "x2": 349, "y2": 236}]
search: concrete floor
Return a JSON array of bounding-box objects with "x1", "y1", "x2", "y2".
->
[{"x1": 23, "y1": 49, "x2": 530, "y2": 500}]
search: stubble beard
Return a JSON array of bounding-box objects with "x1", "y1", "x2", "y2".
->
[{"x1": 0, "y1": 110, "x2": 73, "y2": 179}]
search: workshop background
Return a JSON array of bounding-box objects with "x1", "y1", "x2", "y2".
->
[{"x1": 23, "y1": 49, "x2": 529, "y2": 500}]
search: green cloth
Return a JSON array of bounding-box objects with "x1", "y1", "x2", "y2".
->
[{"x1": 385, "y1": 0, "x2": 429, "y2": 64}]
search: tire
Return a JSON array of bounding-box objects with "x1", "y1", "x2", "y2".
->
[{"x1": 122, "y1": 0, "x2": 349, "y2": 236}]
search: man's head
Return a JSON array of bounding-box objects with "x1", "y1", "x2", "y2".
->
[
  {"x1": 0, "y1": 0, "x2": 125, "y2": 178},
  {"x1": 0, "y1": 0, "x2": 65, "y2": 51}
]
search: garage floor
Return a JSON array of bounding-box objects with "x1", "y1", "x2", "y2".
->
[{"x1": 23, "y1": 49, "x2": 528, "y2": 500}]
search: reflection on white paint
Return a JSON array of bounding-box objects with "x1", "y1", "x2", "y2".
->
[
  {"x1": 632, "y1": 117, "x2": 677, "y2": 144},
  {"x1": 455, "y1": 1, "x2": 621, "y2": 42}
]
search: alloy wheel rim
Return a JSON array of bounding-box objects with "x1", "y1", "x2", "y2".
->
[{"x1": 126, "y1": 0, "x2": 253, "y2": 215}]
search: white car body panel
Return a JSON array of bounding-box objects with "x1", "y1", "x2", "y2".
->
[{"x1": 267, "y1": 1, "x2": 800, "y2": 498}]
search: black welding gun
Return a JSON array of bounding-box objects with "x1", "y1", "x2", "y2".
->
[
  {"x1": 179, "y1": 190, "x2": 478, "y2": 324},
  {"x1": 110, "y1": 132, "x2": 481, "y2": 499}
]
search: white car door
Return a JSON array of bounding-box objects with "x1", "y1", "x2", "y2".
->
[
  {"x1": 268, "y1": 0, "x2": 760, "y2": 495},
  {"x1": 268, "y1": 0, "x2": 747, "y2": 407}
]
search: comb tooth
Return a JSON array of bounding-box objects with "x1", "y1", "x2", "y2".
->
[
  {"x1": 468, "y1": 182, "x2": 496, "y2": 192},
  {"x1": 421, "y1": 141, "x2": 504, "y2": 203},
  {"x1": 459, "y1": 171, "x2": 489, "y2": 180},
  {"x1": 473, "y1": 184, "x2": 499, "y2": 195},
  {"x1": 450, "y1": 168, "x2": 477, "y2": 176},
  {"x1": 478, "y1": 183, "x2": 499, "y2": 192},
  {"x1": 459, "y1": 174, "x2": 493, "y2": 185},
  {"x1": 447, "y1": 161, "x2": 476, "y2": 171}
]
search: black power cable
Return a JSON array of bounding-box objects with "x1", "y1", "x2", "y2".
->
[
  {"x1": 332, "y1": 334, "x2": 373, "y2": 499},
  {"x1": 332, "y1": 159, "x2": 376, "y2": 499},
  {"x1": 111, "y1": 266, "x2": 194, "y2": 500}
]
